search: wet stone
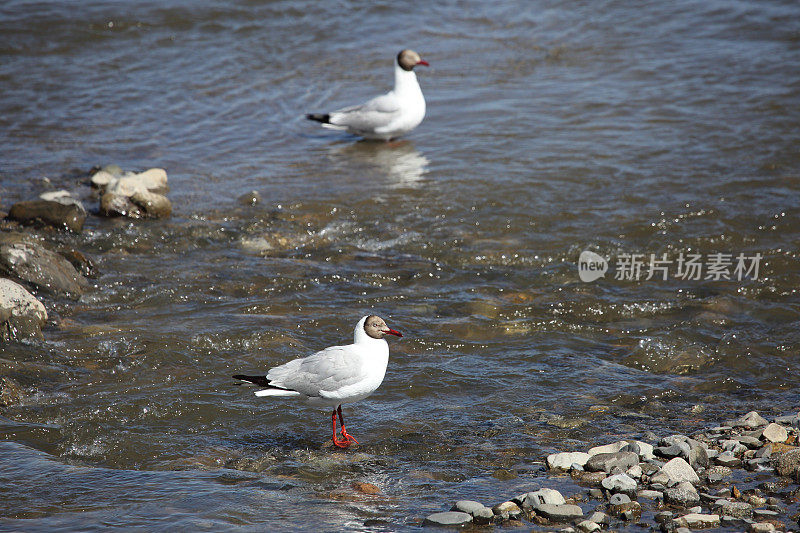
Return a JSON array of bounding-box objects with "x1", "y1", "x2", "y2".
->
[
  {"x1": 609, "y1": 493, "x2": 631, "y2": 505},
  {"x1": 664, "y1": 481, "x2": 700, "y2": 507},
  {"x1": 576, "y1": 520, "x2": 601, "y2": 532},
  {"x1": 730, "y1": 411, "x2": 769, "y2": 429},
  {"x1": 659, "y1": 457, "x2": 700, "y2": 484},
  {"x1": 655, "y1": 510, "x2": 674, "y2": 524},
  {"x1": 714, "y1": 499, "x2": 753, "y2": 518},
  {"x1": 601, "y1": 473, "x2": 637, "y2": 498},
  {"x1": 423, "y1": 511, "x2": 473, "y2": 527},
  {"x1": 716, "y1": 452, "x2": 742, "y2": 468},
  {"x1": 639, "y1": 489, "x2": 664, "y2": 500},
  {"x1": 608, "y1": 500, "x2": 641, "y2": 521},
  {"x1": 734, "y1": 435, "x2": 763, "y2": 449},
  {"x1": 585, "y1": 451, "x2": 639, "y2": 474},
  {"x1": 748, "y1": 522, "x2": 776, "y2": 533},
  {"x1": 7, "y1": 199, "x2": 86, "y2": 232},
  {"x1": 548, "y1": 451, "x2": 590, "y2": 470},
  {"x1": 588, "y1": 441, "x2": 628, "y2": 456},
  {"x1": 0, "y1": 278, "x2": 48, "y2": 342},
  {"x1": 237, "y1": 190, "x2": 262, "y2": 206},
  {"x1": 0, "y1": 235, "x2": 87, "y2": 297},
  {"x1": 534, "y1": 504, "x2": 583, "y2": 522},
  {"x1": 491, "y1": 501, "x2": 521, "y2": 521},
  {"x1": 586, "y1": 511, "x2": 609, "y2": 526},
  {"x1": 674, "y1": 513, "x2": 720, "y2": 529}
]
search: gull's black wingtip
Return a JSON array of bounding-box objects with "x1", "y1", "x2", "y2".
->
[{"x1": 306, "y1": 113, "x2": 330, "y2": 124}]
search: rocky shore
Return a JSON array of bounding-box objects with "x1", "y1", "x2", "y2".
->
[
  {"x1": 423, "y1": 411, "x2": 800, "y2": 532},
  {"x1": 0, "y1": 165, "x2": 170, "y2": 344}
]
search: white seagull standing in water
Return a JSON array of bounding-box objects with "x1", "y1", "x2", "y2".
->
[
  {"x1": 233, "y1": 315, "x2": 402, "y2": 448},
  {"x1": 306, "y1": 49, "x2": 429, "y2": 141}
]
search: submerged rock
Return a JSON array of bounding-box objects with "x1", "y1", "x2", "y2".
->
[
  {"x1": 7, "y1": 199, "x2": 86, "y2": 232},
  {"x1": 0, "y1": 278, "x2": 48, "y2": 341}
]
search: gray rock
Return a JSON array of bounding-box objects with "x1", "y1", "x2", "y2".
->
[
  {"x1": 471, "y1": 507, "x2": 494, "y2": 525},
  {"x1": 0, "y1": 234, "x2": 87, "y2": 298},
  {"x1": 752, "y1": 509, "x2": 779, "y2": 519},
  {"x1": 586, "y1": 511, "x2": 609, "y2": 526},
  {"x1": 39, "y1": 190, "x2": 85, "y2": 211},
  {"x1": 655, "y1": 443, "x2": 690, "y2": 460},
  {"x1": 423, "y1": 511, "x2": 473, "y2": 527},
  {"x1": 8, "y1": 199, "x2": 86, "y2": 232},
  {"x1": 451, "y1": 500, "x2": 485, "y2": 515},
  {"x1": 588, "y1": 441, "x2": 628, "y2": 456},
  {"x1": 575, "y1": 520, "x2": 600, "y2": 532},
  {"x1": 0, "y1": 278, "x2": 48, "y2": 341},
  {"x1": 664, "y1": 481, "x2": 700, "y2": 507},
  {"x1": 654, "y1": 510, "x2": 673, "y2": 524},
  {"x1": 534, "y1": 504, "x2": 583, "y2": 522},
  {"x1": 774, "y1": 414, "x2": 799, "y2": 427},
  {"x1": 731, "y1": 411, "x2": 768, "y2": 429},
  {"x1": 601, "y1": 473, "x2": 637, "y2": 498},
  {"x1": 714, "y1": 499, "x2": 753, "y2": 518},
  {"x1": 721, "y1": 439, "x2": 748, "y2": 455},
  {"x1": 524, "y1": 487, "x2": 565, "y2": 507},
  {"x1": 587, "y1": 488, "x2": 604, "y2": 499},
  {"x1": 608, "y1": 500, "x2": 641, "y2": 520},
  {"x1": 775, "y1": 447, "x2": 800, "y2": 477},
  {"x1": 716, "y1": 452, "x2": 742, "y2": 468},
  {"x1": 688, "y1": 444, "x2": 710, "y2": 468},
  {"x1": 638, "y1": 489, "x2": 664, "y2": 500},
  {"x1": 625, "y1": 464, "x2": 642, "y2": 479},
  {"x1": 761, "y1": 423, "x2": 787, "y2": 443},
  {"x1": 733, "y1": 435, "x2": 762, "y2": 449},
  {"x1": 659, "y1": 457, "x2": 700, "y2": 484},
  {"x1": 674, "y1": 513, "x2": 720, "y2": 529},
  {"x1": 585, "y1": 451, "x2": 639, "y2": 474},
  {"x1": 547, "y1": 451, "x2": 591, "y2": 470}
]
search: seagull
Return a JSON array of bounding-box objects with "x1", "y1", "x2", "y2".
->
[
  {"x1": 233, "y1": 315, "x2": 402, "y2": 448},
  {"x1": 306, "y1": 49, "x2": 429, "y2": 141}
]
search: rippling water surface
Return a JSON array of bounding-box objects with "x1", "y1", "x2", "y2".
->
[{"x1": 1, "y1": 0, "x2": 799, "y2": 530}]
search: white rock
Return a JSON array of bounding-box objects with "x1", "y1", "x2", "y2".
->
[
  {"x1": 524, "y1": 488, "x2": 566, "y2": 507},
  {"x1": 0, "y1": 278, "x2": 47, "y2": 322},
  {"x1": 548, "y1": 451, "x2": 591, "y2": 470},
  {"x1": 761, "y1": 422, "x2": 788, "y2": 443},
  {"x1": 588, "y1": 441, "x2": 627, "y2": 456},
  {"x1": 659, "y1": 457, "x2": 700, "y2": 484}
]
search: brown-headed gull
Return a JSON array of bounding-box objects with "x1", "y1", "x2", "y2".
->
[
  {"x1": 233, "y1": 315, "x2": 402, "y2": 448},
  {"x1": 306, "y1": 49, "x2": 428, "y2": 141}
]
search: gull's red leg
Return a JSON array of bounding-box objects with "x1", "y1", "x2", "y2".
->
[
  {"x1": 331, "y1": 407, "x2": 351, "y2": 448},
  {"x1": 337, "y1": 405, "x2": 359, "y2": 445}
]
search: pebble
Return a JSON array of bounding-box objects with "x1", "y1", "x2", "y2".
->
[
  {"x1": 586, "y1": 511, "x2": 609, "y2": 526},
  {"x1": 548, "y1": 451, "x2": 590, "y2": 470},
  {"x1": 774, "y1": 447, "x2": 800, "y2": 478},
  {"x1": 673, "y1": 512, "x2": 720, "y2": 529},
  {"x1": 491, "y1": 501, "x2": 522, "y2": 521},
  {"x1": 237, "y1": 190, "x2": 262, "y2": 206},
  {"x1": 733, "y1": 435, "x2": 763, "y2": 449},
  {"x1": 664, "y1": 481, "x2": 700, "y2": 507},
  {"x1": 761, "y1": 423, "x2": 788, "y2": 443},
  {"x1": 588, "y1": 441, "x2": 628, "y2": 456},
  {"x1": 714, "y1": 499, "x2": 753, "y2": 518},
  {"x1": 715, "y1": 452, "x2": 742, "y2": 468},
  {"x1": 601, "y1": 473, "x2": 637, "y2": 498},
  {"x1": 423, "y1": 511, "x2": 473, "y2": 527},
  {"x1": 584, "y1": 451, "x2": 639, "y2": 474},
  {"x1": 608, "y1": 493, "x2": 630, "y2": 505},
  {"x1": 96, "y1": 167, "x2": 172, "y2": 219},
  {"x1": 451, "y1": 500, "x2": 486, "y2": 515},
  {"x1": 638, "y1": 489, "x2": 664, "y2": 500},
  {"x1": 730, "y1": 411, "x2": 768, "y2": 429},
  {"x1": 7, "y1": 199, "x2": 87, "y2": 232},
  {"x1": 608, "y1": 500, "x2": 641, "y2": 521},
  {"x1": 575, "y1": 520, "x2": 600, "y2": 532},
  {"x1": 523, "y1": 487, "x2": 565, "y2": 508},
  {"x1": 0, "y1": 278, "x2": 48, "y2": 341},
  {"x1": 534, "y1": 503, "x2": 583, "y2": 522},
  {"x1": 658, "y1": 457, "x2": 700, "y2": 484},
  {"x1": 625, "y1": 464, "x2": 642, "y2": 479}
]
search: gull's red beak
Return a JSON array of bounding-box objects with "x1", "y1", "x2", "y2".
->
[
  {"x1": 417, "y1": 60, "x2": 429, "y2": 67},
  {"x1": 383, "y1": 328, "x2": 403, "y2": 337}
]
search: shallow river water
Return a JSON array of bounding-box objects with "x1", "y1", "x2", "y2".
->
[{"x1": 1, "y1": 0, "x2": 799, "y2": 531}]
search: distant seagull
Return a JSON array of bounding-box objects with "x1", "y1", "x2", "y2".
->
[
  {"x1": 306, "y1": 49, "x2": 429, "y2": 141},
  {"x1": 233, "y1": 315, "x2": 402, "y2": 448}
]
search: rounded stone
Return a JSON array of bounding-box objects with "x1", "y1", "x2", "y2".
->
[{"x1": 423, "y1": 511, "x2": 473, "y2": 527}]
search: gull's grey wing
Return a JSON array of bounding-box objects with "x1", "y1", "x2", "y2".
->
[
  {"x1": 328, "y1": 93, "x2": 401, "y2": 132},
  {"x1": 266, "y1": 345, "x2": 365, "y2": 397}
]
